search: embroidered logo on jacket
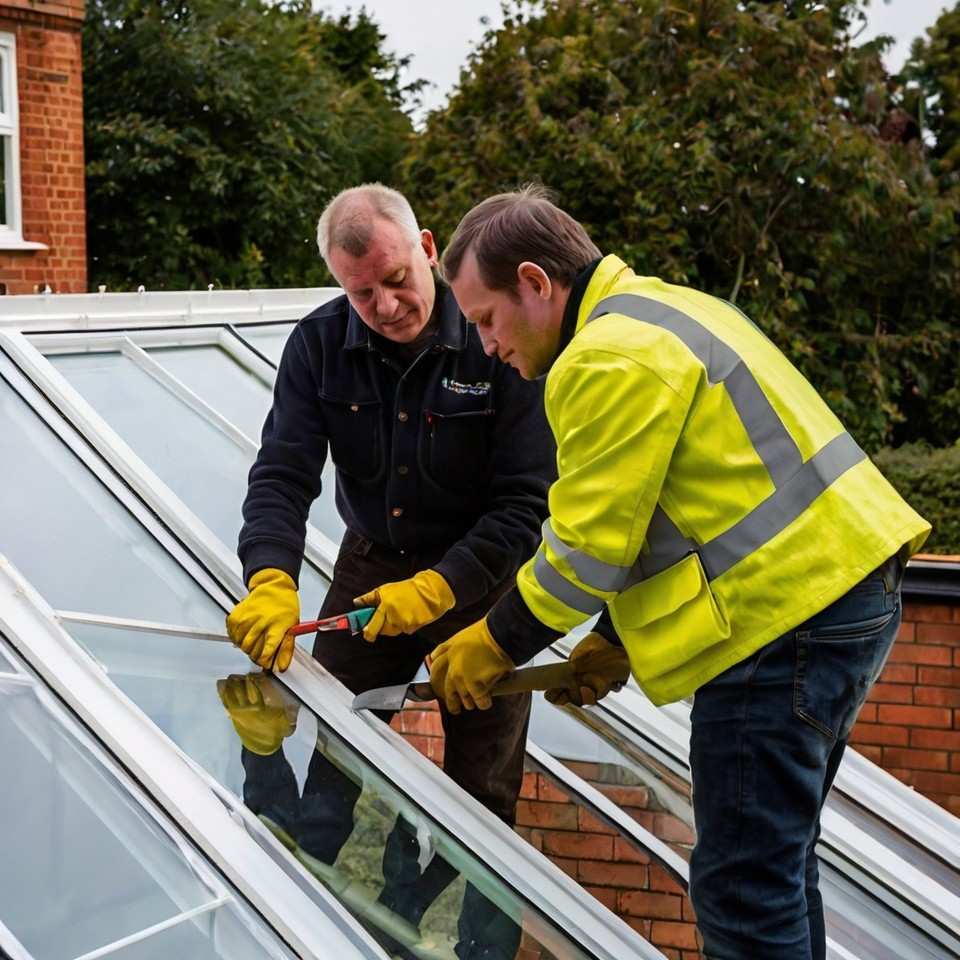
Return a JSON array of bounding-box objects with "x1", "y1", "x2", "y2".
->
[{"x1": 441, "y1": 377, "x2": 491, "y2": 397}]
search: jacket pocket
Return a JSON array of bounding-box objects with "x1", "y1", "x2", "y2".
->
[
  {"x1": 318, "y1": 394, "x2": 383, "y2": 482},
  {"x1": 420, "y1": 408, "x2": 495, "y2": 492},
  {"x1": 610, "y1": 552, "x2": 731, "y2": 684}
]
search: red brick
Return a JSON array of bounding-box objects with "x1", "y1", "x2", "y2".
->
[
  {"x1": 849, "y1": 722, "x2": 909, "y2": 746},
  {"x1": 955, "y1": 647, "x2": 960, "y2": 667},
  {"x1": 541, "y1": 832, "x2": 613, "y2": 860},
  {"x1": 653, "y1": 814, "x2": 696, "y2": 845},
  {"x1": 917, "y1": 667, "x2": 960, "y2": 687},
  {"x1": 648, "y1": 864, "x2": 687, "y2": 895},
  {"x1": 598, "y1": 784, "x2": 652, "y2": 808},
  {"x1": 544, "y1": 855, "x2": 578, "y2": 879},
  {"x1": 614, "y1": 838, "x2": 652, "y2": 864},
  {"x1": 887, "y1": 644, "x2": 952, "y2": 666},
  {"x1": 881, "y1": 747, "x2": 950, "y2": 771},
  {"x1": 620, "y1": 890, "x2": 683, "y2": 920},
  {"x1": 915, "y1": 686, "x2": 960, "y2": 708},
  {"x1": 520, "y1": 772, "x2": 538, "y2": 799},
  {"x1": 896, "y1": 621, "x2": 916, "y2": 642},
  {"x1": 578, "y1": 859, "x2": 649, "y2": 888},
  {"x1": 877, "y1": 704, "x2": 953, "y2": 728},
  {"x1": 651, "y1": 920, "x2": 701, "y2": 949},
  {"x1": 583, "y1": 885, "x2": 618, "y2": 911},
  {"x1": 868, "y1": 682, "x2": 914, "y2": 704},
  {"x1": 515, "y1": 800, "x2": 579, "y2": 831},
  {"x1": 537, "y1": 776, "x2": 572, "y2": 804},
  {"x1": 910, "y1": 728, "x2": 960, "y2": 751},
  {"x1": 857, "y1": 703, "x2": 878, "y2": 722},
  {"x1": 625, "y1": 917, "x2": 652, "y2": 938},
  {"x1": 917, "y1": 622, "x2": 960, "y2": 646},
  {"x1": 563, "y1": 760, "x2": 603, "y2": 781},
  {"x1": 854, "y1": 744, "x2": 884, "y2": 764},
  {"x1": 577, "y1": 808, "x2": 619, "y2": 836},
  {"x1": 878, "y1": 663, "x2": 917, "y2": 684},
  {"x1": 906, "y1": 770, "x2": 960, "y2": 794},
  {"x1": 904, "y1": 603, "x2": 955, "y2": 623}
]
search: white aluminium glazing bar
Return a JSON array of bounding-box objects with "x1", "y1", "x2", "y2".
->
[
  {"x1": 0, "y1": 288, "x2": 340, "y2": 330},
  {"x1": 56, "y1": 611, "x2": 232, "y2": 644},
  {"x1": 0, "y1": 917, "x2": 32, "y2": 960},
  {"x1": 219, "y1": 326, "x2": 278, "y2": 385},
  {"x1": 70, "y1": 896, "x2": 230, "y2": 960},
  {"x1": 0, "y1": 557, "x2": 387, "y2": 960}
]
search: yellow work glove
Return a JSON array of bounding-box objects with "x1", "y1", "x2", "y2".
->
[
  {"x1": 353, "y1": 568, "x2": 455, "y2": 642},
  {"x1": 226, "y1": 568, "x2": 299, "y2": 672},
  {"x1": 545, "y1": 632, "x2": 631, "y2": 707},
  {"x1": 217, "y1": 673, "x2": 300, "y2": 756},
  {"x1": 428, "y1": 617, "x2": 514, "y2": 715}
]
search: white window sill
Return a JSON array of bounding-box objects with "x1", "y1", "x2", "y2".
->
[{"x1": 0, "y1": 236, "x2": 48, "y2": 251}]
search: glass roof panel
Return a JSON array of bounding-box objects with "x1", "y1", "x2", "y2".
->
[
  {"x1": 48, "y1": 350, "x2": 330, "y2": 616},
  {"x1": 0, "y1": 373, "x2": 222, "y2": 628},
  {"x1": 64, "y1": 620, "x2": 597, "y2": 960},
  {"x1": 0, "y1": 649, "x2": 294, "y2": 960},
  {"x1": 144, "y1": 344, "x2": 343, "y2": 543},
  {"x1": 233, "y1": 323, "x2": 296, "y2": 365}
]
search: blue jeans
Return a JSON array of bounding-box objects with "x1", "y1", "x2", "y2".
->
[{"x1": 689, "y1": 564, "x2": 902, "y2": 959}]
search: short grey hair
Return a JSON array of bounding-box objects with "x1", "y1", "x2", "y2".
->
[{"x1": 316, "y1": 183, "x2": 421, "y2": 266}]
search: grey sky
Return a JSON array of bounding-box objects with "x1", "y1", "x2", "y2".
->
[{"x1": 319, "y1": 1, "x2": 950, "y2": 119}]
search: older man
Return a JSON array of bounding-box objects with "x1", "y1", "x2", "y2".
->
[
  {"x1": 429, "y1": 186, "x2": 929, "y2": 960},
  {"x1": 224, "y1": 184, "x2": 554, "y2": 951}
]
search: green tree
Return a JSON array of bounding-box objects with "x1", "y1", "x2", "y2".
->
[
  {"x1": 902, "y1": 2, "x2": 960, "y2": 179},
  {"x1": 406, "y1": 0, "x2": 960, "y2": 451},
  {"x1": 84, "y1": 0, "x2": 416, "y2": 289}
]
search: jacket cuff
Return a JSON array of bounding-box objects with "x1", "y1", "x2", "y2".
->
[
  {"x1": 433, "y1": 549, "x2": 489, "y2": 610},
  {"x1": 593, "y1": 606, "x2": 623, "y2": 647},
  {"x1": 241, "y1": 541, "x2": 303, "y2": 589},
  {"x1": 486, "y1": 587, "x2": 562, "y2": 666}
]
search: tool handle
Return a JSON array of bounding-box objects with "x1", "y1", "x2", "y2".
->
[
  {"x1": 288, "y1": 607, "x2": 376, "y2": 637},
  {"x1": 288, "y1": 620, "x2": 324, "y2": 637},
  {"x1": 492, "y1": 661, "x2": 577, "y2": 696}
]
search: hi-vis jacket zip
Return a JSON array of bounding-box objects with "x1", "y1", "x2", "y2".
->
[{"x1": 516, "y1": 255, "x2": 930, "y2": 705}]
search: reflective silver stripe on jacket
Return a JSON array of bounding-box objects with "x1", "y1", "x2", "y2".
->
[{"x1": 524, "y1": 295, "x2": 868, "y2": 611}]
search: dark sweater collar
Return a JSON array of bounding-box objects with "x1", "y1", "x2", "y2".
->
[
  {"x1": 554, "y1": 257, "x2": 602, "y2": 361},
  {"x1": 344, "y1": 279, "x2": 465, "y2": 352}
]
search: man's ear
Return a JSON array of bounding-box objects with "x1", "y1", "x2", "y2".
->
[
  {"x1": 420, "y1": 229, "x2": 438, "y2": 266},
  {"x1": 517, "y1": 261, "x2": 552, "y2": 300}
]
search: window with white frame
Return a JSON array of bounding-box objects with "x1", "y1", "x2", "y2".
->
[{"x1": 0, "y1": 31, "x2": 22, "y2": 240}]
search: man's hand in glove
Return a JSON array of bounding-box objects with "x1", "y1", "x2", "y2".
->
[
  {"x1": 428, "y1": 618, "x2": 514, "y2": 714},
  {"x1": 226, "y1": 568, "x2": 300, "y2": 672},
  {"x1": 545, "y1": 632, "x2": 631, "y2": 707},
  {"x1": 354, "y1": 569, "x2": 455, "y2": 642}
]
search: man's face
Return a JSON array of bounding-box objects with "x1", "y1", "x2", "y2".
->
[
  {"x1": 451, "y1": 250, "x2": 561, "y2": 380},
  {"x1": 329, "y1": 218, "x2": 438, "y2": 343}
]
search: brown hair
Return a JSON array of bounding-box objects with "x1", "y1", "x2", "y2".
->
[{"x1": 440, "y1": 184, "x2": 600, "y2": 293}]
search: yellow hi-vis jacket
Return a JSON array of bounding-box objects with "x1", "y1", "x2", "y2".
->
[{"x1": 516, "y1": 255, "x2": 930, "y2": 705}]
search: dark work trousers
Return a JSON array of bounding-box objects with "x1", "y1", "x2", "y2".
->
[{"x1": 242, "y1": 529, "x2": 530, "y2": 957}]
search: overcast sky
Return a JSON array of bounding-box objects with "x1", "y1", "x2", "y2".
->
[{"x1": 318, "y1": 1, "x2": 950, "y2": 119}]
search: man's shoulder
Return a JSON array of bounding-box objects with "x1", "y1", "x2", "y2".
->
[{"x1": 299, "y1": 292, "x2": 349, "y2": 330}]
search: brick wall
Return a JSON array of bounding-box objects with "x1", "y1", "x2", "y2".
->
[
  {"x1": 391, "y1": 702, "x2": 703, "y2": 958},
  {"x1": 0, "y1": 0, "x2": 86, "y2": 295},
  {"x1": 851, "y1": 598, "x2": 960, "y2": 818}
]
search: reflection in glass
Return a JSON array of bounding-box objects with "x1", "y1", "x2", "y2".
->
[
  {"x1": 50, "y1": 350, "x2": 330, "y2": 617},
  {"x1": 0, "y1": 663, "x2": 294, "y2": 959},
  {"x1": 146, "y1": 343, "x2": 344, "y2": 544},
  {"x1": 66, "y1": 621, "x2": 592, "y2": 960},
  {"x1": 0, "y1": 373, "x2": 223, "y2": 628},
  {"x1": 0, "y1": 136, "x2": 7, "y2": 228}
]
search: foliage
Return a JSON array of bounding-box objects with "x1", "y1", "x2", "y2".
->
[
  {"x1": 404, "y1": 0, "x2": 960, "y2": 452},
  {"x1": 84, "y1": 0, "x2": 416, "y2": 290},
  {"x1": 874, "y1": 443, "x2": 960, "y2": 555},
  {"x1": 902, "y1": 2, "x2": 960, "y2": 180}
]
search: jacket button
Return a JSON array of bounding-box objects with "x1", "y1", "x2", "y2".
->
[
  {"x1": 397, "y1": 411, "x2": 409, "y2": 422},
  {"x1": 398, "y1": 465, "x2": 409, "y2": 475},
  {"x1": 349, "y1": 403, "x2": 359, "y2": 412},
  {"x1": 391, "y1": 507, "x2": 404, "y2": 518}
]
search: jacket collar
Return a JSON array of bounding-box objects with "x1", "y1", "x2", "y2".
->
[
  {"x1": 574, "y1": 254, "x2": 634, "y2": 335},
  {"x1": 343, "y1": 279, "x2": 466, "y2": 353}
]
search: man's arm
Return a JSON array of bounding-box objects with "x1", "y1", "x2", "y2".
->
[
  {"x1": 432, "y1": 364, "x2": 556, "y2": 610},
  {"x1": 487, "y1": 350, "x2": 693, "y2": 665},
  {"x1": 238, "y1": 324, "x2": 328, "y2": 586}
]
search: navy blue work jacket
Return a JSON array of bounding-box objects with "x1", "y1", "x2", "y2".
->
[{"x1": 238, "y1": 284, "x2": 556, "y2": 609}]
